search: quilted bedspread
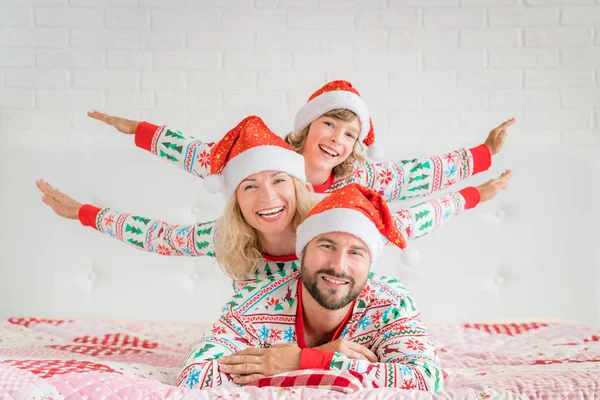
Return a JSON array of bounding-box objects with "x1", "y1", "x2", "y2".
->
[{"x1": 0, "y1": 318, "x2": 598, "y2": 399}]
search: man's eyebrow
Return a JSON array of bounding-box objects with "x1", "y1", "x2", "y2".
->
[
  {"x1": 316, "y1": 237, "x2": 337, "y2": 245},
  {"x1": 349, "y1": 244, "x2": 369, "y2": 252}
]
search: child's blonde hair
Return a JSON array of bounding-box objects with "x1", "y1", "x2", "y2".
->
[
  {"x1": 285, "y1": 109, "x2": 365, "y2": 177},
  {"x1": 215, "y1": 176, "x2": 317, "y2": 280}
]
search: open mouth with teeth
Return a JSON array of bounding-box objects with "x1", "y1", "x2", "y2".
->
[
  {"x1": 318, "y1": 144, "x2": 340, "y2": 158},
  {"x1": 256, "y1": 206, "x2": 285, "y2": 220},
  {"x1": 321, "y1": 275, "x2": 349, "y2": 286}
]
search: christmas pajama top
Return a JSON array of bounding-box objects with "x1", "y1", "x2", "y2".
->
[
  {"x1": 77, "y1": 186, "x2": 480, "y2": 293},
  {"x1": 134, "y1": 122, "x2": 491, "y2": 202},
  {"x1": 175, "y1": 270, "x2": 443, "y2": 391}
]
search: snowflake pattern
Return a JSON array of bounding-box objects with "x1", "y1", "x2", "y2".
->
[
  {"x1": 185, "y1": 368, "x2": 200, "y2": 388},
  {"x1": 198, "y1": 150, "x2": 211, "y2": 168},
  {"x1": 360, "y1": 288, "x2": 377, "y2": 303},
  {"x1": 283, "y1": 327, "x2": 295, "y2": 343},
  {"x1": 444, "y1": 153, "x2": 455, "y2": 163},
  {"x1": 371, "y1": 310, "x2": 383, "y2": 323},
  {"x1": 352, "y1": 168, "x2": 364, "y2": 180},
  {"x1": 445, "y1": 164, "x2": 457, "y2": 179},
  {"x1": 269, "y1": 329, "x2": 282, "y2": 341},
  {"x1": 156, "y1": 244, "x2": 172, "y2": 256},
  {"x1": 177, "y1": 226, "x2": 191, "y2": 236},
  {"x1": 257, "y1": 325, "x2": 270, "y2": 342},
  {"x1": 358, "y1": 316, "x2": 370, "y2": 330},
  {"x1": 443, "y1": 210, "x2": 452, "y2": 221},
  {"x1": 104, "y1": 214, "x2": 115, "y2": 227},
  {"x1": 405, "y1": 338, "x2": 426, "y2": 352},
  {"x1": 378, "y1": 169, "x2": 393, "y2": 186},
  {"x1": 400, "y1": 377, "x2": 417, "y2": 390},
  {"x1": 400, "y1": 365, "x2": 413, "y2": 376}
]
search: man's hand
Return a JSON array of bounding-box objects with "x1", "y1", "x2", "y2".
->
[
  {"x1": 218, "y1": 344, "x2": 302, "y2": 385},
  {"x1": 484, "y1": 118, "x2": 515, "y2": 156},
  {"x1": 36, "y1": 179, "x2": 83, "y2": 220},
  {"x1": 314, "y1": 339, "x2": 378, "y2": 362},
  {"x1": 87, "y1": 110, "x2": 140, "y2": 135},
  {"x1": 477, "y1": 170, "x2": 512, "y2": 203}
]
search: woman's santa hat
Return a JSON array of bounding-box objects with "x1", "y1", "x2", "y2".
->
[
  {"x1": 293, "y1": 80, "x2": 384, "y2": 161},
  {"x1": 296, "y1": 183, "x2": 419, "y2": 267},
  {"x1": 204, "y1": 116, "x2": 306, "y2": 198}
]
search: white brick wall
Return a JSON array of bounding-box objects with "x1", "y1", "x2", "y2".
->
[
  {"x1": 0, "y1": 0, "x2": 593, "y2": 144},
  {"x1": 0, "y1": 0, "x2": 598, "y2": 325}
]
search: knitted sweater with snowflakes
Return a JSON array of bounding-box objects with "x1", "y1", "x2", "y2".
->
[
  {"x1": 77, "y1": 188, "x2": 479, "y2": 292},
  {"x1": 134, "y1": 122, "x2": 491, "y2": 202},
  {"x1": 176, "y1": 270, "x2": 443, "y2": 391}
]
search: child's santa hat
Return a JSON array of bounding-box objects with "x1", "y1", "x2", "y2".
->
[
  {"x1": 204, "y1": 116, "x2": 306, "y2": 198},
  {"x1": 296, "y1": 183, "x2": 419, "y2": 267},
  {"x1": 293, "y1": 80, "x2": 384, "y2": 161}
]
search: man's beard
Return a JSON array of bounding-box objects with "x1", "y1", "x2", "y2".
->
[{"x1": 301, "y1": 259, "x2": 366, "y2": 311}]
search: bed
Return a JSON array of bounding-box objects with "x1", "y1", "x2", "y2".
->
[{"x1": 1, "y1": 317, "x2": 598, "y2": 399}]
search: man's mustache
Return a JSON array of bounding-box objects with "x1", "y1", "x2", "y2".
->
[{"x1": 315, "y1": 268, "x2": 355, "y2": 284}]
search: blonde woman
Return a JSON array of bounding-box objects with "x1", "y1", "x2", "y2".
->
[{"x1": 36, "y1": 116, "x2": 316, "y2": 296}]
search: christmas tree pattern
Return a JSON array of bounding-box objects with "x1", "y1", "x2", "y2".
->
[
  {"x1": 93, "y1": 207, "x2": 303, "y2": 294},
  {"x1": 147, "y1": 125, "x2": 484, "y2": 204},
  {"x1": 177, "y1": 270, "x2": 442, "y2": 390},
  {"x1": 147, "y1": 125, "x2": 215, "y2": 178}
]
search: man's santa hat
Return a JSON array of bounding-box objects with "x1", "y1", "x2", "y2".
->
[{"x1": 296, "y1": 183, "x2": 419, "y2": 267}]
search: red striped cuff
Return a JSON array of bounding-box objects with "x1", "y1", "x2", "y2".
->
[
  {"x1": 459, "y1": 187, "x2": 481, "y2": 210},
  {"x1": 299, "y1": 348, "x2": 334, "y2": 370},
  {"x1": 134, "y1": 121, "x2": 160, "y2": 151},
  {"x1": 470, "y1": 144, "x2": 492, "y2": 175},
  {"x1": 78, "y1": 204, "x2": 101, "y2": 230}
]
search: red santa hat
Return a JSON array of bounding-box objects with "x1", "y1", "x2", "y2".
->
[
  {"x1": 296, "y1": 183, "x2": 419, "y2": 267},
  {"x1": 204, "y1": 116, "x2": 306, "y2": 198},
  {"x1": 293, "y1": 80, "x2": 384, "y2": 161}
]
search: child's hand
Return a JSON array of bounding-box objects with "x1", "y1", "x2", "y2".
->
[
  {"x1": 485, "y1": 118, "x2": 515, "y2": 156},
  {"x1": 87, "y1": 110, "x2": 139, "y2": 135},
  {"x1": 477, "y1": 170, "x2": 512, "y2": 202},
  {"x1": 36, "y1": 179, "x2": 82, "y2": 220}
]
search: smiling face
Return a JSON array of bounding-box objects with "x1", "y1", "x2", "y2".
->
[
  {"x1": 302, "y1": 115, "x2": 361, "y2": 174},
  {"x1": 235, "y1": 170, "x2": 297, "y2": 237},
  {"x1": 300, "y1": 232, "x2": 371, "y2": 311}
]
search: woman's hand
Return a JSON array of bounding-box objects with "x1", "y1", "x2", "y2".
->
[
  {"x1": 36, "y1": 179, "x2": 82, "y2": 220},
  {"x1": 477, "y1": 170, "x2": 512, "y2": 203},
  {"x1": 484, "y1": 118, "x2": 515, "y2": 156},
  {"x1": 87, "y1": 110, "x2": 140, "y2": 135}
]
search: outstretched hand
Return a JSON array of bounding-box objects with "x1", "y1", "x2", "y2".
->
[
  {"x1": 485, "y1": 118, "x2": 515, "y2": 156},
  {"x1": 87, "y1": 110, "x2": 139, "y2": 135},
  {"x1": 477, "y1": 170, "x2": 512, "y2": 203},
  {"x1": 36, "y1": 179, "x2": 82, "y2": 220}
]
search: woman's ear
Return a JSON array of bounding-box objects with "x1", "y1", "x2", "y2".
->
[{"x1": 306, "y1": 182, "x2": 315, "y2": 193}]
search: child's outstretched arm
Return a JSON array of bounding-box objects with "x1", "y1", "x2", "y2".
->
[
  {"x1": 36, "y1": 179, "x2": 217, "y2": 257},
  {"x1": 353, "y1": 118, "x2": 514, "y2": 202},
  {"x1": 391, "y1": 170, "x2": 512, "y2": 243},
  {"x1": 88, "y1": 111, "x2": 214, "y2": 179}
]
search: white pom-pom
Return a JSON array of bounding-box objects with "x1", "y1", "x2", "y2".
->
[
  {"x1": 204, "y1": 175, "x2": 223, "y2": 194},
  {"x1": 366, "y1": 142, "x2": 385, "y2": 162},
  {"x1": 400, "y1": 245, "x2": 420, "y2": 267}
]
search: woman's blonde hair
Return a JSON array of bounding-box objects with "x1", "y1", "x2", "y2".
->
[
  {"x1": 285, "y1": 108, "x2": 365, "y2": 177},
  {"x1": 215, "y1": 176, "x2": 317, "y2": 280}
]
